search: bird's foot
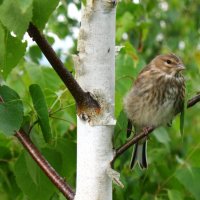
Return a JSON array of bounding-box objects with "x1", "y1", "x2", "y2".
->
[
  {"x1": 142, "y1": 127, "x2": 150, "y2": 136},
  {"x1": 142, "y1": 126, "x2": 155, "y2": 138}
]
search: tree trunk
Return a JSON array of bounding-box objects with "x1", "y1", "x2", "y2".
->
[{"x1": 74, "y1": 1, "x2": 116, "y2": 199}]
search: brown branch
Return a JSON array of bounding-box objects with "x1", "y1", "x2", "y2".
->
[
  {"x1": 15, "y1": 130, "x2": 75, "y2": 200},
  {"x1": 0, "y1": 96, "x2": 4, "y2": 103},
  {"x1": 27, "y1": 23, "x2": 100, "y2": 115},
  {"x1": 137, "y1": 30, "x2": 143, "y2": 52},
  {"x1": 111, "y1": 93, "x2": 200, "y2": 166},
  {"x1": 187, "y1": 93, "x2": 200, "y2": 108}
]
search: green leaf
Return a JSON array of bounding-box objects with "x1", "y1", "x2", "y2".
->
[
  {"x1": 55, "y1": 139, "x2": 76, "y2": 179},
  {"x1": 168, "y1": 190, "x2": 183, "y2": 200},
  {"x1": 25, "y1": 63, "x2": 64, "y2": 91},
  {"x1": 180, "y1": 100, "x2": 186, "y2": 136},
  {"x1": 32, "y1": 0, "x2": 59, "y2": 29},
  {"x1": 176, "y1": 167, "x2": 200, "y2": 200},
  {"x1": 115, "y1": 53, "x2": 135, "y2": 116},
  {"x1": 1, "y1": 33, "x2": 27, "y2": 78},
  {"x1": 114, "y1": 110, "x2": 129, "y2": 147},
  {"x1": 14, "y1": 150, "x2": 60, "y2": 200},
  {"x1": 29, "y1": 45, "x2": 42, "y2": 64},
  {"x1": 0, "y1": 23, "x2": 5, "y2": 69},
  {"x1": 153, "y1": 127, "x2": 171, "y2": 146},
  {"x1": 0, "y1": 0, "x2": 33, "y2": 38},
  {"x1": 0, "y1": 85, "x2": 23, "y2": 135},
  {"x1": 180, "y1": 109, "x2": 184, "y2": 136},
  {"x1": 82, "y1": 0, "x2": 86, "y2": 6},
  {"x1": 17, "y1": 0, "x2": 33, "y2": 12},
  {"x1": 29, "y1": 84, "x2": 52, "y2": 143}
]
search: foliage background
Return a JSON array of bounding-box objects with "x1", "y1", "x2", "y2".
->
[{"x1": 0, "y1": 0, "x2": 200, "y2": 199}]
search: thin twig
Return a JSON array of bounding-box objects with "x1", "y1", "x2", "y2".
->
[
  {"x1": 187, "y1": 93, "x2": 200, "y2": 108},
  {"x1": 15, "y1": 130, "x2": 75, "y2": 200},
  {"x1": 50, "y1": 103, "x2": 75, "y2": 115},
  {"x1": 27, "y1": 23, "x2": 100, "y2": 114},
  {"x1": 28, "y1": 120, "x2": 39, "y2": 134},
  {"x1": 111, "y1": 93, "x2": 200, "y2": 165},
  {"x1": 137, "y1": 30, "x2": 143, "y2": 52},
  {"x1": 49, "y1": 89, "x2": 67, "y2": 112},
  {"x1": 0, "y1": 96, "x2": 4, "y2": 103},
  {"x1": 50, "y1": 115, "x2": 75, "y2": 124}
]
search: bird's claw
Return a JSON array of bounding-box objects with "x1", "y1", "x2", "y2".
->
[{"x1": 142, "y1": 127, "x2": 150, "y2": 136}]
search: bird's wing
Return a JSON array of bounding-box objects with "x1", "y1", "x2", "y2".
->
[{"x1": 132, "y1": 64, "x2": 153, "y2": 96}]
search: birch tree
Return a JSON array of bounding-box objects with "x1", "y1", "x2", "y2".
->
[
  {"x1": 74, "y1": 1, "x2": 116, "y2": 199},
  {"x1": 0, "y1": 0, "x2": 200, "y2": 200}
]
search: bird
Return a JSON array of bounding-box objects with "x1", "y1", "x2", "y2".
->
[{"x1": 123, "y1": 53, "x2": 185, "y2": 169}]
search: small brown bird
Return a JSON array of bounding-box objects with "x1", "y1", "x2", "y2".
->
[{"x1": 123, "y1": 53, "x2": 185, "y2": 169}]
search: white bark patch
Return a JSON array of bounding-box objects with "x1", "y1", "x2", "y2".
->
[
  {"x1": 87, "y1": 0, "x2": 94, "y2": 7},
  {"x1": 72, "y1": 55, "x2": 85, "y2": 79},
  {"x1": 83, "y1": 6, "x2": 93, "y2": 20},
  {"x1": 103, "y1": 0, "x2": 118, "y2": 10},
  {"x1": 75, "y1": 119, "x2": 114, "y2": 200},
  {"x1": 77, "y1": 39, "x2": 85, "y2": 52},
  {"x1": 78, "y1": 28, "x2": 87, "y2": 40}
]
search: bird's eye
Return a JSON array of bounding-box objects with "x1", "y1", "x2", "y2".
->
[{"x1": 166, "y1": 60, "x2": 172, "y2": 64}]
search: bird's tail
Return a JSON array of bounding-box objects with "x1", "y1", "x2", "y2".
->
[{"x1": 130, "y1": 140, "x2": 148, "y2": 169}]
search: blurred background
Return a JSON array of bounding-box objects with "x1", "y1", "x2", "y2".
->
[{"x1": 1, "y1": 0, "x2": 200, "y2": 199}]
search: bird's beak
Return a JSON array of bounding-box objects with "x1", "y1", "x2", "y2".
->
[{"x1": 177, "y1": 64, "x2": 185, "y2": 71}]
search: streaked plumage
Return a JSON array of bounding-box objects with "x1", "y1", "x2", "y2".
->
[{"x1": 123, "y1": 53, "x2": 185, "y2": 169}]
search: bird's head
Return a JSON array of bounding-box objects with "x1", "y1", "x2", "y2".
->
[{"x1": 150, "y1": 53, "x2": 185, "y2": 76}]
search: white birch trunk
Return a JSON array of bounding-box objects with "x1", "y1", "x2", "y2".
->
[{"x1": 73, "y1": 0, "x2": 116, "y2": 199}]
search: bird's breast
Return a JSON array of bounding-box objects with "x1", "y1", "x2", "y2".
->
[{"x1": 124, "y1": 74, "x2": 184, "y2": 128}]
